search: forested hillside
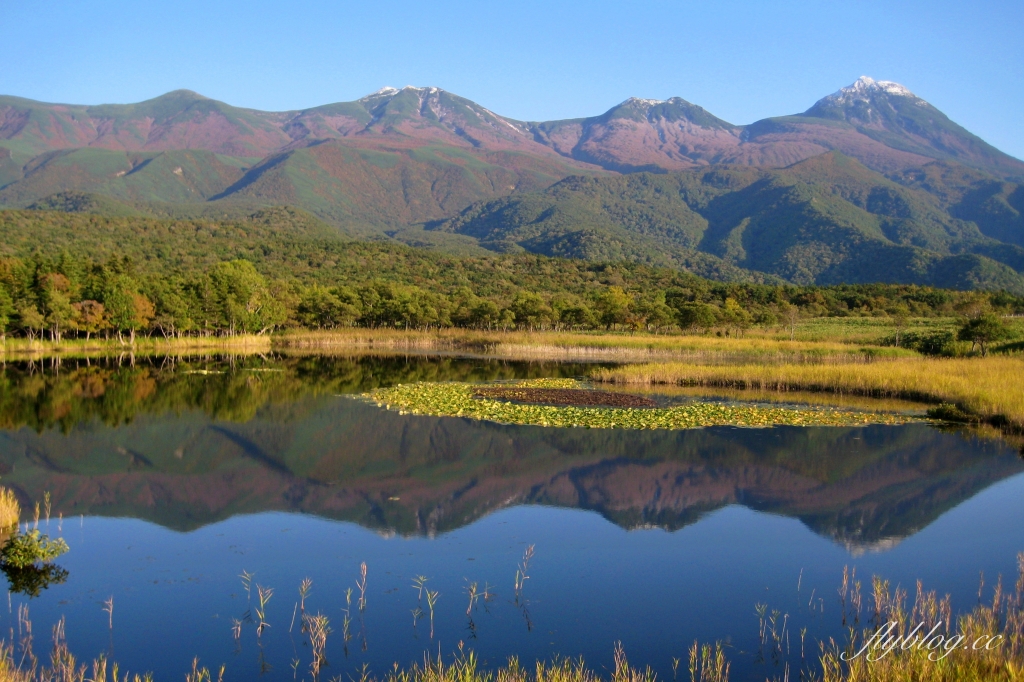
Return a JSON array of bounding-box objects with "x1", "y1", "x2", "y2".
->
[
  {"x1": 435, "y1": 153, "x2": 1024, "y2": 291},
  {"x1": 1, "y1": 207, "x2": 1021, "y2": 344}
]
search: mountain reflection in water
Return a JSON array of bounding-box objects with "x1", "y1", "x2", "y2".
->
[{"x1": 0, "y1": 354, "x2": 1019, "y2": 553}]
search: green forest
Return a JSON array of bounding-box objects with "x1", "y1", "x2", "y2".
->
[{"x1": 1, "y1": 207, "x2": 1022, "y2": 347}]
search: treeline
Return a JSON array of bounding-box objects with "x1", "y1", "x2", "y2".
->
[{"x1": 1, "y1": 250, "x2": 1023, "y2": 342}]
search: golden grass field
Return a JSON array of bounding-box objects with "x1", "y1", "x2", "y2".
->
[{"x1": 593, "y1": 356, "x2": 1024, "y2": 431}]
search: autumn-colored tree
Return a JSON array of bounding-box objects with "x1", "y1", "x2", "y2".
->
[{"x1": 71, "y1": 300, "x2": 107, "y2": 341}]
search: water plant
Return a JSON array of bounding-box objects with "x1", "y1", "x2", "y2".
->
[
  {"x1": 688, "y1": 642, "x2": 729, "y2": 682},
  {"x1": 302, "y1": 612, "x2": 331, "y2": 681},
  {"x1": 515, "y1": 545, "x2": 535, "y2": 601},
  {"x1": 426, "y1": 589, "x2": 440, "y2": 639},
  {"x1": 342, "y1": 588, "x2": 353, "y2": 644},
  {"x1": 254, "y1": 584, "x2": 273, "y2": 637},
  {"x1": 0, "y1": 530, "x2": 69, "y2": 569},
  {"x1": 356, "y1": 562, "x2": 368, "y2": 611},
  {"x1": 4, "y1": 573, "x2": 1024, "y2": 682},
  {"x1": 102, "y1": 597, "x2": 114, "y2": 631},
  {"x1": 412, "y1": 575, "x2": 428, "y2": 601},
  {"x1": 239, "y1": 569, "x2": 254, "y2": 603},
  {"x1": 465, "y1": 581, "x2": 479, "y2": 616},
  {"x1": 299, "y1": 577, "x2": 312, "y2": 612},
  {"x1": 359, "y1": 379, "x2": 915, "y2": 431},
  {"x1": 185, "y1": 658, "x2": 224, "y2": 682}
]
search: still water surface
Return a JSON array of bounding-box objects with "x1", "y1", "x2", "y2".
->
[{"x1": 0, "y1": 354, "x2": 1021, "y2": 681}]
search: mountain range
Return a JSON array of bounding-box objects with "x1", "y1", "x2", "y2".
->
[{"x1": 2, "y1": 77, "x2": 1023, "y2": 290}]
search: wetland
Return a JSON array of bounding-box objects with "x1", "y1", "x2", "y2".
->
[{"x1": 0, "y1": 352, "x2": 1021, "y2": 680}]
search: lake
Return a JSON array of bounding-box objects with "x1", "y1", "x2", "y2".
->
[{"x1": 0, "y1": 353, "x2": 1021, "y2": 681}]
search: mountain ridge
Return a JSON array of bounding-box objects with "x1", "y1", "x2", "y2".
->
[
  {"x1": 2, "y1": 79, "x2": 1024, "y2": 292},
  {"x1": 3, "y1": 79, "x2": 1021, "y2": 177}
]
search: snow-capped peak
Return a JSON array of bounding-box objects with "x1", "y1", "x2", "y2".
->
[
  {"x1": 624, "y1": 97, "x2": 665, "y2": 107},
  {"x1": 828, "y1": 76, "x2": 917, "y2": 103},
  {"x1": 361, "y1": 86, "x2": 445, "y2": 101}
]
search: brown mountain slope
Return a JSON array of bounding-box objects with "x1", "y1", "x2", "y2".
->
[
  {"x1": 3, "y1": 78, "x2": 1021, "y2": 181},
  {"x1": 527, "y1": 78, "x2": 1024, "y2": 179}
]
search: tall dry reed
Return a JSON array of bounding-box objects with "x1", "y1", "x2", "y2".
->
[
  {"x1": 594, "y1": 356, "x2": 1024, "y2": 430},
  {"x1": 0, "y1": 488, "x2": 19, "y2": 530}
]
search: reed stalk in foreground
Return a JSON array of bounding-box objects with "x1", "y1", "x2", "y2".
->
[
  {"x1": 0, "y1": 583, "x2": 1021, "y2": 682},
  {"x1": 0, "y1": 489, "x2": 19, "y2": 530},
  {"x1": 816, "y1": 556, "x2": 1024, "y2": 681},
  {"x1": 1, "y1": 559, "x2": 1022, "y2": 682},
  {"x1": 593, "y1": 356, "x2": 1024, "y2": 431}
]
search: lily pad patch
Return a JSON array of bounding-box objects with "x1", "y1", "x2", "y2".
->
[{"x1": 356, "y1": 379, "x2": 918, "y2": 431}]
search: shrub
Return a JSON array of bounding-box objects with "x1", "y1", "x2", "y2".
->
[
  {"x1": 0, "y1": 530, "x2": 69, "y2": 569},
  {"x1": 882, "y1": 330, "x2": 961, "y2": 356}
]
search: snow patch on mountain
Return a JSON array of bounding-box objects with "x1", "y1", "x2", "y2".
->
[
  {"x1": 624, "y1": 97, "x2": 666, "y2": 107},
  {"x1": 826, "y1": 76, "x2": 917, "y2": 103}
]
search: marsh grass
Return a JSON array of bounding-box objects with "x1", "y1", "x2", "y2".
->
[
  {"x1": 378, "y1": 645, "x2": 657, "y2": 682},
  {"x1": 634, "y1": 385, "x2": 932, "y2": 415},
  {"x1": 361, "y1": 379, "x2": 917, "y2": 430},
  {"x1": 0, "y1": 489, "x2": 20, "y2": 531},
  {"x1": 593, "y1": 357, "x2": 1024, "y2": 431},
  {"x1": 277, "y1": 327, "x2": 916, "y2": 364},
  {"x1": 301, "y1": 612, "x2": 331, "y2": 681},
  {"x1": 815, "y1": 556, "x2": 1024, "y2": 682},
  {"x1": 3, "y1": 560, "x2": 1024, "y2": 682},
  {"x1": 0, "y1": 616, "x2": 155, "y2": 682},
  {"x1": 0, "y1": 335, "x2": 271, "y2": 361}
]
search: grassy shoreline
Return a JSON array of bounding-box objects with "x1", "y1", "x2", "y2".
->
[
  {"x1": 0, "y1": 334, "x2": 272, "y2": 360},
  {"x1": 3, "y1": 326, "x2": 1022, "y2": 434},
  {"x1": 1, "y1": 326, "x2": 922, "y2": 364},
  {"x1": 593, "y1": 357, "x2": 1024, "y2": 433}
]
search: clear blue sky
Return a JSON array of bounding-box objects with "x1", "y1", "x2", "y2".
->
[{"x1": 3, "y1": 0, "x2": 1022, "y2": 159}]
